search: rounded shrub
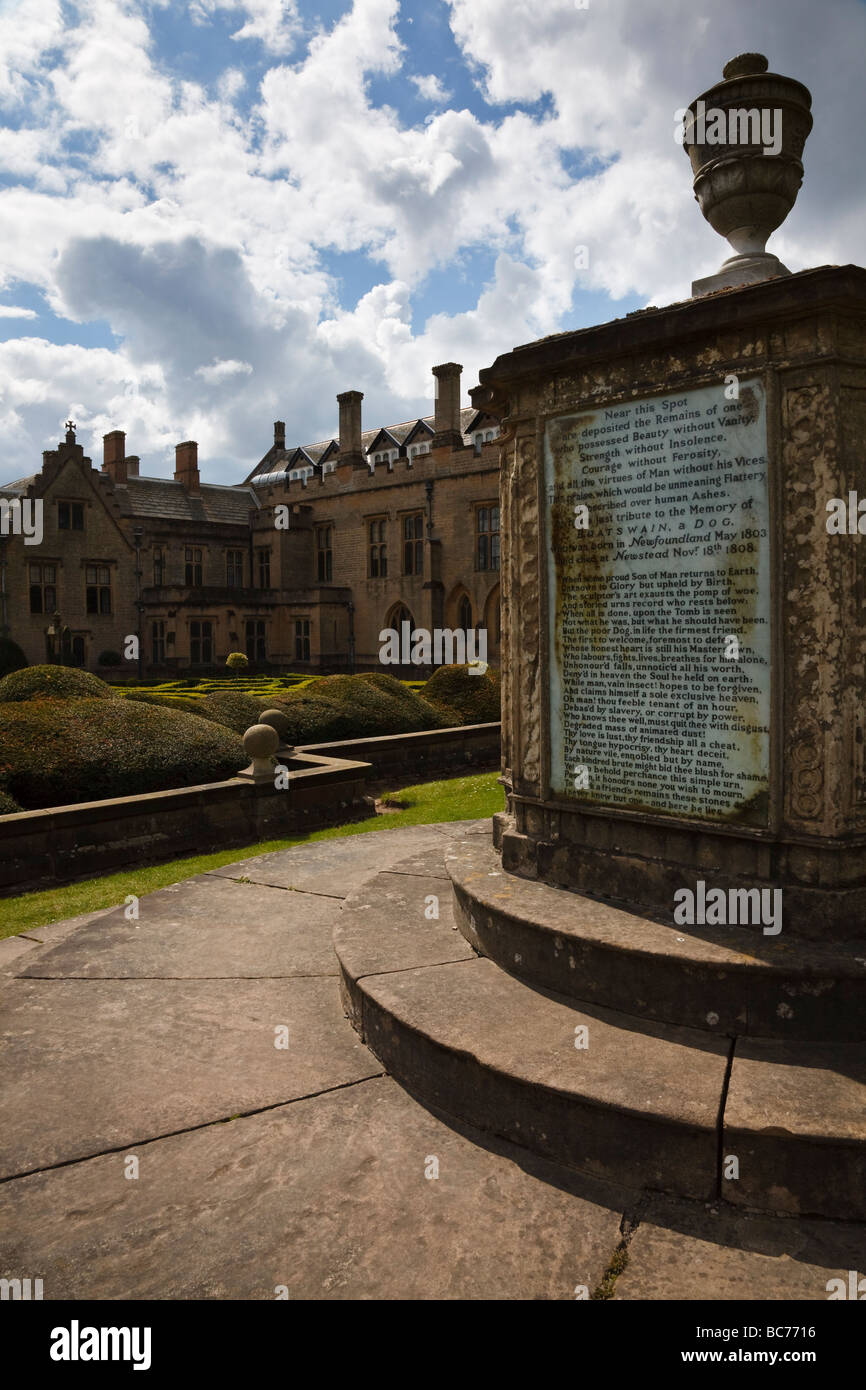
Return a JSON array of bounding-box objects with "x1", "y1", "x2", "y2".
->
[
  {"x1": 423, "y1": 664, "x2": 501, "y2": 726},
  {"x1": 0, "y1": 636, "x2": 28, "y2": 679},
  {"x1": 196, "y1": 689, "x2": 269, "y2": 735},
  {"x1": 270, "y1": 671, "x2": 449, "y2": 746},
  {"x1": 97, "y1": 650, "x2": 123, "y2": 666},
  {"x1": 226, "y1": 652, "x2": 249, "y2": 672},
  {"x1": 0, "y1": 698, "x2": 243, "y2": 810},
  {"x1": 0, "y1": 789, "x2": 21, "y2": 814},
  {"x1": 0, "y1": 664, "x2": 117, "y2": 703},
  {"x1": 121, "y1": 691, "x2": 208, "y2": 717}
]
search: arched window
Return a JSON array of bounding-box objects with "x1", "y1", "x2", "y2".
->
[
  {"x1": 459, "y1": 595, "x2": 473, "y2": 632},
  {"x1": 485, "y1": 430, "x2": 494, "y2": 441},
  {"x1": 389, "y1": 604, "x2": 414, "y2": 633}
]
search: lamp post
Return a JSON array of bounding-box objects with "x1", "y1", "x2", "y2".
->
[{"x1": 45, "y1": 610, "x2": 69, "y2": 664}]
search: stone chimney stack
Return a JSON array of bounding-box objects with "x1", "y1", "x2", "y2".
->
[
  {"x1": 337, "y1": 390, "x2": 364, "y2": 468},
  {"x1": 274, "y1": 421, "x2": 285, "y2": 450},
  {"x1": 102, "y1": 430, "x2": 127, "y2": 484},
  {"x1": 175, "y1": 440, "x2": 200, "y2": 494},
  {"x1": 432, "y1": 363, "x2": 463, "y2": 448},
  {"x1": 126, "y1": 455, "x2": 140, "y2": 477}
]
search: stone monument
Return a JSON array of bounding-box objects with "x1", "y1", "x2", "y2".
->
[
  {"x1": 337, "y1": 57, "x2": 866, "y2": 1222},
  {"x1": 472, "y1": 55, "x2": 866, "y2": 945}
]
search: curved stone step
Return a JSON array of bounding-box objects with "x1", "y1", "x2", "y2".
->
[
  {"x1": 336, "y1": 859, "x2": 730, "y2": 1202},
  {"x1": 446, "y1": 836, "x2": 866, "y2": 1041},
  {"x1": 335, "y1": 849, "x2": 866, "y2": 1219}
]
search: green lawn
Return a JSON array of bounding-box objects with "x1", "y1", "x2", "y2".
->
[{"x1": 0, "y1": 771, "x2": 503, "y2": 939}]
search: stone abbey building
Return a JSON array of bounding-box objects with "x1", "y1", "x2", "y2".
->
[{"x1": 0, "y1": 364, "x2": 501, "y2": 675}]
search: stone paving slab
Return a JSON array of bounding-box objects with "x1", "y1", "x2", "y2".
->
[
  {"x1": 380, "y1": 846, "x2": 451, "y2": 879},
  {"x1": 17, "y1": 875, "x2": 342, "y2": 980},
  {"x1": 0, "y1": 1075, "x2": 622, "y2": 1300},
  {"x1": 207, "y1": 825, "x2": 456, "y2": 895},
  {"x1": 616, "y1": 1197, "x2": 866, "y2": 1301},
  {"x1": 338, "y1": 871, "x2": 475, "y2": 978},
  {"x1": 0, "y1": 976, "x2": 379, "y2": 1179},
  {"x1": 2, "y1": 822, "x2": 863, "y2": 1301},
  {"x1": 0, "y1": 934, "x2": 41, "y2": 974}
]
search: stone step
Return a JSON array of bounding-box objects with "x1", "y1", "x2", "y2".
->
[
  {"x1": 445, "y1": 835, "x2": 866, "y2": 1041},
  {"x1": 334, "y1": 849, "x2": 866, "y2": 1219}
]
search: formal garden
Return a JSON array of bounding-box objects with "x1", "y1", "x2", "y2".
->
[{"x1": 0, "y1": 656, "x2": 501, "y2": 814}]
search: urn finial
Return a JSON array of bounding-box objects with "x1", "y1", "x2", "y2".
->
[{"x1": 684, "y1": 55, "x2": 813, "y2": 297}]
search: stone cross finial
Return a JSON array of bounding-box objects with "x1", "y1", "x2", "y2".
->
[{"x1": 65, "y1": 421, "x2": 76, "y2": 442}]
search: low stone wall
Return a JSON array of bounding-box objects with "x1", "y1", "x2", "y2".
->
[
  {"x1": 0, "y1": 752, "x2": 371, "y2": 895},
  {"x1": 0, "y1": 723, "x2": 501, "y2": 894},
  {"x1": 298, "y1": 722, "x2": 501, "y2": 779}
]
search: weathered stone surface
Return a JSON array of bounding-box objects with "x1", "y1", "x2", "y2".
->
[
  {"x1": 0, "y1": 1075, "x2": 622, "y2": 1300},
  {"x1": 616, "y1": 1195, "x2": 866, "y2": 1301},
  {"x1": 448, "y1": 838, "x2": 866, "y2": 1039},
  {"x1": 17, "y1": 875, "x2": 342, "y2": 979},
  {"x1": 475, "y1": 266, "x2": 866, "y2": 941},
  {"x1": 0, "y1": 977, "x2": 379, "y2": 1179},
  {"x1": 337, "y1": 871, "x2": 475, "y2": 979},
  {"x1": 723, "y1": 1039, "x2": 866, "y2": 1220},
  {"x1": 337, "y1": 871, "x2": 729, "y2": 1200},
  {"x1": 207, "y1": 825, "x2": 453, "y2": 895},
  {"x1": 0, "y1": 935, "x2": 40, "y2": 974}
]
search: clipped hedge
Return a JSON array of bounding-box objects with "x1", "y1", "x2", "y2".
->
[
  {"x1": 0, "y1": 664, "x2": 118, "y2": 703},
  {"x1": 0, "y1": 636, "x2": 28, "y2": 679},
  {"x1": 196, "y1": 690, "x2": 272, "y2": 735},
  {"x1": 423, "y1": 664, "x2": 501, "y2": 725},
  {"x1": 268, "y1": 672, "x2": 451, "y2": 745},
  {"x1": 121, "y1": 691, "x2": 209, "y2": 717},
  {"x1": 0, "y1": 698, "x2": 243, "y2": 810},
  {"x1": 0, "y1": 790, "x2": 22, "y2": 815}
]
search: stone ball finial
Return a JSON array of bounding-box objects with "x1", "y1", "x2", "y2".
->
[
  {"x1": 244, "y1": 722, "x2": 280, "y2": 760},
  {"x1": 239, "y1": 721, "x2": 280, "y2": 781},
  {"x1": 259, "y1": 708, "x2": 292, "y2": 744},
  {"x1": 722, "y1": 53, "x2": 769, "y2": 80}
]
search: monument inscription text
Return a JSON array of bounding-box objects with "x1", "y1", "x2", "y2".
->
[{"x1": 544, "y1": 380, "x2": 771, "y2": 823}]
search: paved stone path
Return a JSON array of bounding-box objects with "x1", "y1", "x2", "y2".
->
[{"x1": 0, "y1": 823, "x2": 862, "y2": 1300}]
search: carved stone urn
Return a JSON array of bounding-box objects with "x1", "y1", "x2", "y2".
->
[{"x1": 684, "y1": 53, "x2": 812, "y2": 295}]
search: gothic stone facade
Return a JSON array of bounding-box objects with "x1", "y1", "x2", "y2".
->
[{"x1": 0, "y1": 365, "x2": 501, "y2": 676}]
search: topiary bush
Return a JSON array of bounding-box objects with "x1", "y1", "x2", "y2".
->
[
  {"x1": 195, "y1": 690, "x2": 270, "y2": 734},
  {"x1": 97, "y1": 650, "x2": 123, "y2": 666},
  {"x1": 269, "y1": 671, "x2": 451, "y2": 745},
  {"x1": 120, "y1": 691, "x2": 208, "y2": 717},
  {"x1": 0, "y1": 636, "x2": 28, "y2": 679},
  {"x1": 0, "y1": 664, "x2": 118, "y2": 703},
  {"x1": 226, "y1": 651, "x2": 249, "y2": 672},
  {"x1": 0, "y1": 698, "x2": 243, "y2": 810},
  {"x1": 423, "y1": 664, "x2": 501, "y2": 725}
]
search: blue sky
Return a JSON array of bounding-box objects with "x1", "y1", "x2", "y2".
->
[{"x1": 0, "y1": 0, "x2": 863, "y2": 483}]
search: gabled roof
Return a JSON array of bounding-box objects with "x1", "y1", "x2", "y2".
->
[
  {"x1": 463, "y1": 408, "x2": 499, "y2": 436},
  {"x1": 248, "y1": 405, "x2": 489, "y2": 487},
  {"x1": 404, "y1": 418, "x2": 435, "y2": 445},
  {"x1": 365, "y1": 427, "x2": 403, "y2": 455},
  {"x1": 112, "y1": 476, "x2": 259, "y2": 524},
  {"x1": 0, "y1": 475, "x2": 37, "y2": 495}
]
